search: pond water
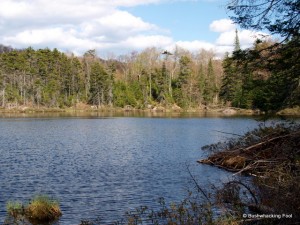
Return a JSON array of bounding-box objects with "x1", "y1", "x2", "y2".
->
[{"x1": 0, "y1": 113, "x2": 260, "y2": 224}]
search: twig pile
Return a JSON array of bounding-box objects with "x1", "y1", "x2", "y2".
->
[
  {"x1": 198, "y1": 123, "x2": 300, "y2": 177},
  {"x1": 199, "y1": 122, "x2": 300, "y2": 224}
]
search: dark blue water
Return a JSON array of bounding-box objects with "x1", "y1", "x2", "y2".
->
[{"x1": 0, "y1": 116, "x2": 259, "y2": 224}]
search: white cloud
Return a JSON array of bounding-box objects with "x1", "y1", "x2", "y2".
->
[
  {"x1": 216, "y1": 29, "x2": 269, "y2": 48},
  {"x1": 0, "y1": 1, "x2": 32, "y2": 19},
  {"x1": 3, "y1": 28, "x2": 103, "y2": 53},
  {"x1": 210, "y1": 19, "x2": 236, "y2": 33},
  {"x1": 208, "y1": 18, "x2": 270, "y2": 56},
  {"x1": 122, "y1": 35, "x2": 173, "y2": 49},
  {"x1": 96, "y1": 11, "x2": 158, "y2": 36},
  {"x1": 175, "y1": 40, "x2": 215, "y2": 52},
  {"x1": 0, "y1": 2, "x2": 270, "y2": 58},
  {"x1": 0, "y1": 0, "x2": 169, "y2": 55},
  {"x1": 109, "y1": 0, "x2": 162, "y2": 7}
]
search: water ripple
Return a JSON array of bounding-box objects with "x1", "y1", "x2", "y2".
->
[{"x1": 0, "y1": 117, "x2": 259, "y2": 224}]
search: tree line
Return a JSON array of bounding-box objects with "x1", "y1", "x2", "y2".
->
[
  {"x1": 1, "y1": 2, "x2": 299, "y2": 113},
  {"x1": 0, "y1": 45, "x2": 223, "y2": 109}
]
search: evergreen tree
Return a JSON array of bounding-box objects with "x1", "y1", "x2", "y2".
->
[
  {"x1": 220, "y1": 53, "x2": 238, "y2": 106},
  {"x1": 154, "y1": 62, "x2": 169, "y2": 103},
  {"x1": 203, "y1": 59, "x2": 218, "y2": 103},
  {"x1": 173, "y1": 55, "x2": 192, "y2": 107},
  {"x1": 197, "y1": 63, "x2": 205, "y2": 104},
  {"x1": 89, "y1": 61, "x2": 108, "y2": 107},
  {"x1": 234, "y1": 29, "x2": 241, "y2": 52},
  {"x1": 227, "y1": 0, "x2": 300, "y2": 111},
  {"x1": 221, "y1": 29, "x2": 244, "y2": 107},
  {"x1": 177, "y1": 56, "x2": 191, "y2": 88}
]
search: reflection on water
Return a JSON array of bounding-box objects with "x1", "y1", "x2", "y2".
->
[
  {"x1": 0, "y1": 115, "x2": 260, "y2": 224},
  {"x1": 0, "y1": 110, "x2": 246, "y2": 119}
]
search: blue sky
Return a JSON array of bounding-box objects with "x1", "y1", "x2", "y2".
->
[
  {"x1": 0, "y1": 0, "x2": 267, "y2": 57},
  {"x1": 125, "y1": 1, "x2": 228, "y2": 41}
]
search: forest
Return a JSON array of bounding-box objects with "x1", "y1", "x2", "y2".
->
[
  {"x1": 0, "y1": 3, "x2": 299, "y2": 113},
  {"x1": 0, "y1": 44, "x2": 223, "y2": 110}
]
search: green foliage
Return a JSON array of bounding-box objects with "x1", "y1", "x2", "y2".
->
[
  {"x1": 177, "y1": 55, "x2": 191, "y2": 88},
  {"x1": 0, "y1": 46, "x2": 224, "y2": 109},
  {"x1": 173, "y1": 56, "x2": 193, "y2": 108},
  {"x1": 172, "y1": 87, "x2": 186, "y2": 108},
  {"x1": 6, "y1": 201, "x2": 24, "y2": 218},
  {"x1": 113, "y1": 81, "x2": 127, "y2": 107},
  {"x1": 113, "y1": 81, "x2": 143, "y2": 108},
  {"x1": 224, "y1": 0, "x2": 300, "y2": 112},
  {"x1": 203, "y1": 59, "x2": 218, "y2": 103},
  {"x1": 89, "y1": 62, "x2": 108, "y2": 106},
  {"x1": 220, "y1": 35, "x2": 300, "y2": 111}
]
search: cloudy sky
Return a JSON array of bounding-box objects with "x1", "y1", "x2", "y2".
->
[{"x1": 0, "y1": 0, "x2": 268, "y2": 57}]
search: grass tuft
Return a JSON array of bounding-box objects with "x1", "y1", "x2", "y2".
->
[
  {"x1": 25, "y1": 195, "x2": 62, "y2": 222},
  {"x1": 5, "y1": 195, "x2": 62, "y2": 224},
  {"x1": 6, "y1": 201, "x2": 24, "y2": 218}
]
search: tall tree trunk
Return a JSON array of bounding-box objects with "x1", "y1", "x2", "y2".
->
[
  {"x1": 108, "y1": 85, "x2": 113, "y2": 106},
  {"x1": 101, "y1": 89, "x2": 104, "y2": 106},
  {"x1": 149, "y1": 73, "x2": 152, "y2": 100},
  {"x1": 1, "y1": 88, "x2": 5, "y2": 107}
]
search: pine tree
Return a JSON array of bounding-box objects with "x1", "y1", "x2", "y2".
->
[
  {"x1": 173, "y1": 55, "x2": 192, "y2": 107},
  {"x1": 203, "y1": 58, "x2": 217, "y2": 103},
  {"x1": 89, "y1": 61, "x2": 108, "y2": 107},
  {"x1": 234, "y1": 29, "x2": 241, "y2": 52}
]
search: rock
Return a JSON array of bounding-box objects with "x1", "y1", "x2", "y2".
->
[
  {"x1": 146, "y1": 104, "x2": 153, "y2": 109},
  {"x1": 124, "y1": 105, "x2": 133, "y2": 111},
  {"x1": 90, "y1": 105, "x2": 98, "y2": 109},
  {"x1": 152, "y1": 106, "x2": 165, "y2": 112},
  {"x1": 222, "y1": 108, "x2": 237, "y2": 115},
  {"x1": 171, "y1": 104, "x2": 181, "y2": 111}
]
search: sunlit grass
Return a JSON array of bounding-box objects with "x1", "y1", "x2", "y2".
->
[
  {"x1": 6, "y1": 201, "x2": 24, "y2": 218},
  {"x1": 26, "y1": 195, "x2": 62, "y2": 222},
  {"x1": 6, "y1": 195, "x2": 62, "y2": 224}
]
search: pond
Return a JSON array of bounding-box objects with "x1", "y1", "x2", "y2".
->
[{"x1": 0, "y1": 113, "x2": 260, "y2": 224}]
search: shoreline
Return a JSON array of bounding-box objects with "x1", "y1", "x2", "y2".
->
[{"x1": 0, "y1": 105, "x2": 300, "y2": 117}]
